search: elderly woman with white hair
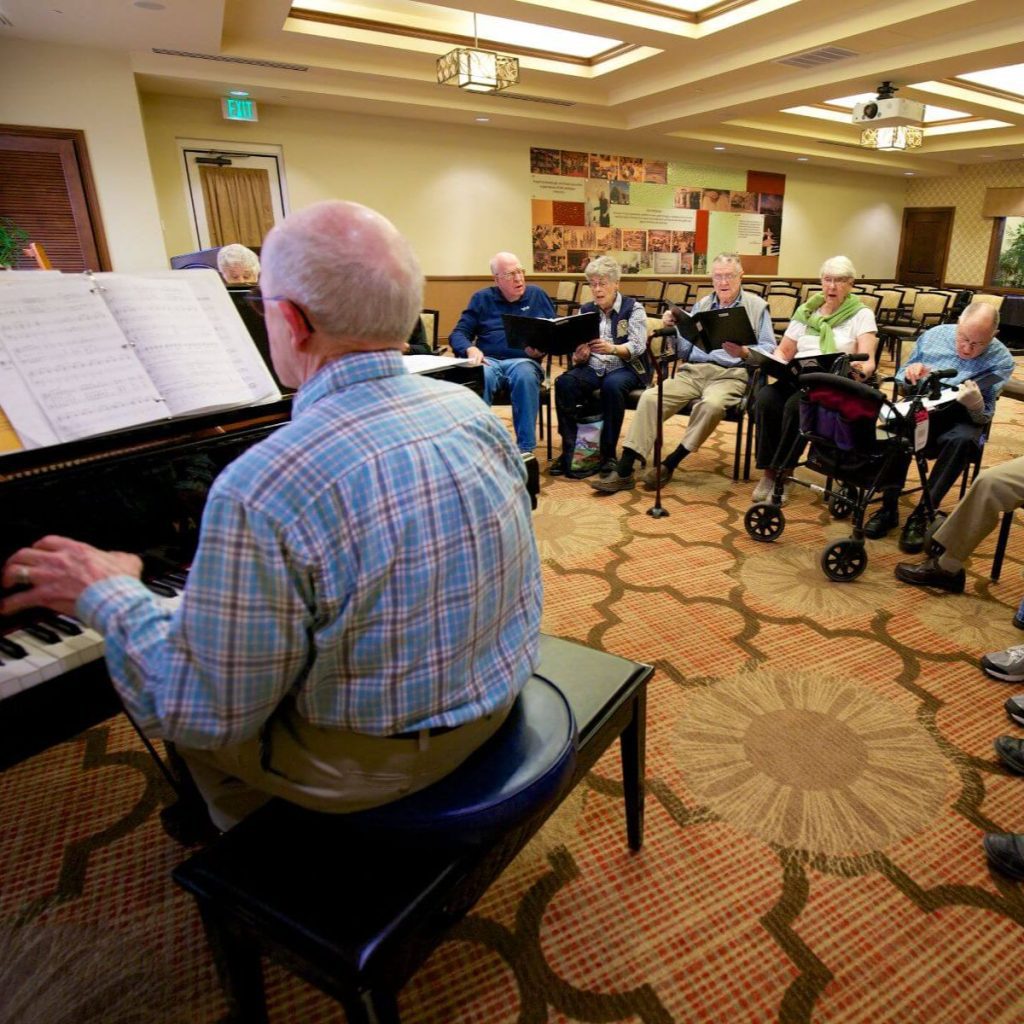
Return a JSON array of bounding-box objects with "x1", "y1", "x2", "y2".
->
[
  {"x1": 751, "y1": 255, "x2": 878, "y2": 501},
  {"x1": 216, "y1": 243, "x2": 261, "y2": 286},
  {"x1": 551, "y1": 254, "x2": 650, "y2": 477}
]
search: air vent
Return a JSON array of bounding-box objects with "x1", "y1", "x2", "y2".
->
[
  {"x1": 778, "y1": 46, "x2": 857, "y2": 70},
  {"x1": 152, "y1": 49, "x2": 309, "y2": 72},
  {"x1": 492, "y1": 92, "x2": 575, "y2": 107}
]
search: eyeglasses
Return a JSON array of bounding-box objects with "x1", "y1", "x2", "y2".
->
[
  {"x1": 496, "y1": 268, "x2": 526, "y2": 281},
  {"x1": 820, "y1": 277, "x2": 851, "y2": 286},
  {"x1": 245, "y1": 288, "x2": 314, "y2": 333},
  {"x1": 711, "y1": 273, "x2": 738, "y2": 282}
]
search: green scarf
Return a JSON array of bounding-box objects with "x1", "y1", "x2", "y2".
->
[{"x1": 791, "y1": 293, "x2": 863, "y2": 354}]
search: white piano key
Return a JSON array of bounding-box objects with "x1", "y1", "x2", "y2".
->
[
  {"x1": 0, "y1": 641, "x2": 62, "y2": 697},
  {"x1": 8, "y1": 628, "x2": 94, "y2": 672}
]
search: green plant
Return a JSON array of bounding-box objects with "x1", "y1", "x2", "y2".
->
[
  {"x1": 997, "y1": 220, "x2": 1024, "y2": 288},
  {"x1": 0, "y1": 216, "x2": 29, "y2": 269}
]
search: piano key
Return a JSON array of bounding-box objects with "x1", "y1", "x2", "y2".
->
[
  {"x1": 146, "y1": 579, "x2": 177, "y2": 598},
  {"x1": 22, "y1": 622, "x2": 61, "y2": 645},
  {"x1": 8, "y1": 626, "x2": 102, "y2": 672},
  {"x1": 46, "y1": 614, "x2": 84, "y2": 637},
  {"x1": 0, "y1": 638, "x2": 64, "y2": 698},
  {"x1": 0, "y1": 635, "x2": 28, "y2": 660}
]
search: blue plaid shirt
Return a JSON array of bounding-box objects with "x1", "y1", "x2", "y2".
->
[
  {"x1": 895, "y1": 323, "x2": 1015, "y2": 420},
  {"x1": 79, "y1": 351, "x2": 543, "y2": 749}
]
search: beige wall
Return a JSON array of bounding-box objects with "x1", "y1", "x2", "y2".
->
[
  {"x1": 0, "y1": 39, "x2": 166, "y2": 272},
  {"x1": 140, "y1": 92, "x2": 907, "y2": 280},
  {"x1": 907, "y1": 160, "x2": 1024, "y2": 285}
]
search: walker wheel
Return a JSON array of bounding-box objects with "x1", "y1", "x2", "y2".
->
[
  {"x1": 828, "y1": 483, "x2": 858, "y2": 520},
  {"x1": 821, "y1": 539, "x2": 867, "y2": 581},
  {"x1": 745, "y1": 502, "x2": 785, "y2": 542}
]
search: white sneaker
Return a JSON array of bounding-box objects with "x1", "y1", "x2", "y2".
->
[{"x1": 752, "y1": 475, "x2": 774, "y2": 502}]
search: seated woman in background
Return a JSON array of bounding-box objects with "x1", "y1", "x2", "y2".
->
[
  {"x1": 216, "y1": 243, "x2": 260, "y2": 286},
  {"x1": 751, "y1": 255, "x2": 878, "y2": 502},
  {"x1": 552, "y1": 254, "x2": 649, "y2": 478}
]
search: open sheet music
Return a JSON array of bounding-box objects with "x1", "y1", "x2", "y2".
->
[{"x1": 0, "y1": 270, "x2": 281, "y2": 452}]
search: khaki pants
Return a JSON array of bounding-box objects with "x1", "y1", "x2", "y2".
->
[
  {"x1": 179, "y1": 700, "x2": 511, "y2": 831},
  {"x1": 932, "y1": 455, "x2": 1024, "y2": 565},
  {"x1": 623, "y1": 363, "x2": 747, "y2": 460}
]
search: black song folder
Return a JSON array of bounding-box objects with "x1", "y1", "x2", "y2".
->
[
  {"x1": 667, "y1": 303, "x2": 757, "y2": 351},
  {"x1": 503, "y1": 311, "x2": 600, "y2": 356}
]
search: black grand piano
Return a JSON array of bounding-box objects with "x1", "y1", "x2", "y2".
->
[{"x1": 0, "y1": 357, "x2": 495, "y2": 771}]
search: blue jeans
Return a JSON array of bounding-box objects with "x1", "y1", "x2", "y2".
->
[{"x1": 482, "y1": 357, "x2": 544, "y2": 453}]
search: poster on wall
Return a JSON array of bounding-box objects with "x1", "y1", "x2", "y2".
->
[{"x1": 529, "y1": 148, "x2": 785, "y2": 276}]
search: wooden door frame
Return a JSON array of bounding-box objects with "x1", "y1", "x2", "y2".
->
[
  {"x1": 895, "y1": 206, "x2": 954, "y2": 287},
  {"x1": 0, "y1": 123, "x2": 111, "y2": 271}
]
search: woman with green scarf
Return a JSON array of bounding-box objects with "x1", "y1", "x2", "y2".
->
[{"x1": 751, "y1": 255, "x2": 878, "y2": 502}]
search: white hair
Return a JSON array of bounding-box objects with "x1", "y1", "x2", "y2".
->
[
  {"x1": 820, "y1": 255, "x2": 857, "y2": 280},
  {"x1": 961, "y1": 300, "x2": 999, "y2": 331},
  {"x1": 261, "y1": 201, "x2": 422, "y2": 344},
  {"x1": 216, "y1": 244, "x2": 260, "y2": 279},
  {"x1": 585, "y1": 254, "x2": 621, "y2": 283},
  {"x1": 711, "y1": 253, "x2": 743, "y2": 274}
]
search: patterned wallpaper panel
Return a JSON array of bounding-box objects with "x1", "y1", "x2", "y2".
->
[{"x1": 907, "y1": 161, "x2": 1024, "y2": 284}]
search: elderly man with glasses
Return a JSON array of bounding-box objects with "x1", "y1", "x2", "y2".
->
[
  {"x1": 448, "y1": 252, "x2": 555, "y2": 455},
  {"x1": 591, "y1": 252, "x2": 774, "y2": 492}
]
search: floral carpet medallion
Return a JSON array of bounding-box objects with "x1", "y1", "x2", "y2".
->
[{"x1": 675, "y1": 670, "x2": 952, "y2": 862}]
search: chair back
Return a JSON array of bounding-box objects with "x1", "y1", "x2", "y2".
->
[
  {"x1": 910, "y1": 289, "x2": 950, "y2": 324},
  {"x1": 659, "y1": 282, "x2": 689, "y2": 310},
  {"x1": 743, "y1": 281, "x2": 766, "y2": 296},
  {"x1": 874, "y1": 289, "x2": 903, "y2": 319},
  {"x1": 578, "y1": 284, "x2": 594, "y2": 305},
  {"x1": 693, "y1": 283, "x2": 715, "y2": 303},
  {"x1": 555, "y1": 280, "x2": 577, "y2": 303},
  {"x1": 853, "y1": 291, "x2": 881, "y2": 316},
  {"x1": 898, "y1": 286, "x2": 919, "y2": 309},
  {"x1": 766, "y1": 281, "x2": 798, "y2": 297},
  {"x1": 767, "y1": 292, "x2": 799, "y2": 322},
  {"x1": 972, "y1": 293, "x2": 1005, "y2": 310},
  {"x1": 642, "y1": 279, "x2": 665, "y2": 301},
  {"x1": 799, "y1": 282, "x2": 818, "y2": 304},
  {"x1": 419, "y1": 309, "x2": 439, "y2": 351}
]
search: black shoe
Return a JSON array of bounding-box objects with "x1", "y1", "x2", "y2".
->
[
  {"x1": 893, "y1": 556, "x2": 965, "y2": 594},
  {"x1": 898, "y1": 513, "x2": 928, "y2": 554},
  {"x1": 864, "y1": 508, "x2": 899, "y2": 539},
  {"x1": 548, "y1": 455, "x2": 568, "y2": 477},
  {"x1": 983, "y1": 833, "x2": 1024, "y2": 881},
  {"x1": 994, "y1": 735, "x2": 1024, "y2": 774}
]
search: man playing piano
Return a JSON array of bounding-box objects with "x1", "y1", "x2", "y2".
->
[{"x1": 1, "y1": 200, "x2": 542, "y2": 833}]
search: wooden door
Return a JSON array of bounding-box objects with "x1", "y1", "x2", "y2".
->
[
  {"x1": 896, "y1": 207, "x2": 954, "y2": 286},
  {"x1": 0, "y1": 126, "x2": 109, "y2": 271}
]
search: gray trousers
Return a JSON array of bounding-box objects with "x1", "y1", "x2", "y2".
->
[
  {"x1": 622, "y1": 363, "x2": 747, "y2": 460},
  {"x1": 932, "y1": 455, "x2": 1024, "y2": 565}
]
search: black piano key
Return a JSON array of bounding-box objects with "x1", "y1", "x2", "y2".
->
[
  {"x1": 163, "y1": 571, "x2": 188, "y2": 586},
  {"x1": 0, "y1": 636, "x2": 28, "y2": 659},
  {"x1": 23, "y1": 622, "x2": 61, "y2": 645},
  {"x1": 145, "y1": 580, "x2": 177, "y2": 598},
  {"x1": 45, "y1": 614, "x2": 83, "y2": 637}
]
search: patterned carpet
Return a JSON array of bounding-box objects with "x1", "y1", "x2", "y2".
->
[{"x1": 3, "y1": 359, "x2": 1024, "y2": 1023}]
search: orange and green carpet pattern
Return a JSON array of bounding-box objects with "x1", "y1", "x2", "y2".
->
[{"x1": 3, "y1": 362, "x2": 1024, "y2": 1022}]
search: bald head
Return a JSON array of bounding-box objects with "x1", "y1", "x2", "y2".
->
[
  {"x1": 490, "y1": 251, "x2": 527, "y2": 302},
  {"x1": 261, "y1": 200, "x2": 422, "y2": 347},
  {"x1": 955, "y1": 300, "x2": 999, "y2": 360}
]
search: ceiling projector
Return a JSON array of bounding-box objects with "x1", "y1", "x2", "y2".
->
[{"x1": 852, "y1": 96, "x2": 925, "y2": 127}]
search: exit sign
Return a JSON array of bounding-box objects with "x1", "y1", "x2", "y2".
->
[{"x1": 221, "y1": 97, "x2": 258, "y2": 122}]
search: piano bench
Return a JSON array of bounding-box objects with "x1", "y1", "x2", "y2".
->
[{"x1": 172, "y1": 635, "x2": 652, "y2": 1024}]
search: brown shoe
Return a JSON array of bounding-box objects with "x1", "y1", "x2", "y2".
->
[
  {"x1": 589, "y1": 471, "x2": 635, "y2": 493},
  {"x1": 641, "y1": 463, "x2": 675, "y2": 489}
]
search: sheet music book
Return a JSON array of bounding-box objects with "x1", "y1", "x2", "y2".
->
[
  {"x1": 503, "y1": 311, "x2": 600, "y2": 356},
  {"x1": 0, "y1": 270, "x2": 282, "y2": 452},
  {"x1": 667, "y1": 304, "x2": 757, "y2": 351},
  {"x1": 745, "y1": 348, "x2": 846, "y2": 380}
]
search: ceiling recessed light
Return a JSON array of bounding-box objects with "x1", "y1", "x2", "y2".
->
[
  {"x1": 133, "y1": 1, "x2": 165, "y2": 9},
  {"x1": 713, "y1": 145, "x2": 726, "y2": 151},
  {"x1": 229, "y1": 90, "x2": 249, "y2": 97},
  {"x1": 796, "y1": 156, "x2": 809, "y2": 161},
  {"x1": 475, "y1": 116, "x2": 490, "y2": 123},
  {"x1": 904, "y1": 171, "x2": 915, "y2": 176}
]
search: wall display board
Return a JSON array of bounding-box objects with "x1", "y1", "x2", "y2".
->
[{"x1": 530, "y1": 148, "x2": 784, "y2": 277}]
